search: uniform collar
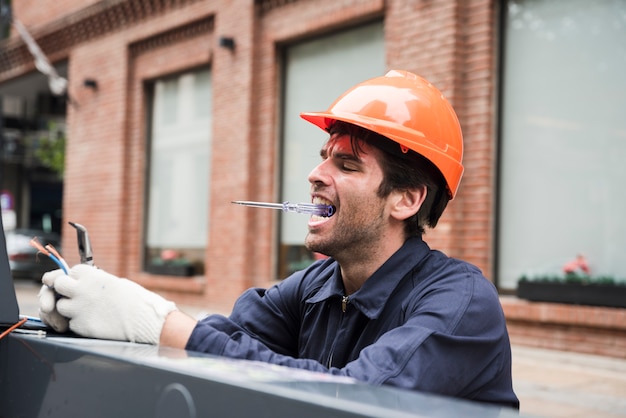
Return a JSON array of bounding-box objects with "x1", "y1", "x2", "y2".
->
[{"x1": 306, "y1": 237, "x2": 430, "y2": 319}]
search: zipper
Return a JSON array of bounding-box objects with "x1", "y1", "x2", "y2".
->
[{"x1": 328, "y1": 295, "x2": 349, "y2": 367}]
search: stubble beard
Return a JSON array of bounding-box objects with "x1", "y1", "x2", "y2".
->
[{"x1": 305, "y1": 208, "x2": 386, "y2": 262}]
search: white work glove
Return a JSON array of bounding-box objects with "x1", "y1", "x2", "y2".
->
[
  {"x1": 38, "y1": 276, "x2": 70, "y2": 333},
  {"x1": 38, "y1": 264, "x2": 177, "y2": 344}
]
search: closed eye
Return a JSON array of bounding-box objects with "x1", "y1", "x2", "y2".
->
[{"x1": 336, "y1": 154, "x2": 361, "y2": 172}]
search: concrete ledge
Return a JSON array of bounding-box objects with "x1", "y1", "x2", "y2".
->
[{"x1": 501, "y1": 296, "x2": 626, "y2": 359}]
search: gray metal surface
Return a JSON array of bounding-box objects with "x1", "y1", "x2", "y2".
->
[{"x1": 0, "y1": 333, "x2": 521, "y2": 418}]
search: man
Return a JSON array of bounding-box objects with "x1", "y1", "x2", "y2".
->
[{"x1": 39, "y1": 70, "x2": 519, "y2": 408}]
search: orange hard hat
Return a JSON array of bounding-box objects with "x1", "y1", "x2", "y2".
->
[{"x1": 300, "y1": 70, "x2": 464, "y2": 199}]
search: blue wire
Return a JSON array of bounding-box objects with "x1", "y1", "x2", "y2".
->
[{"x1": 47, "y1": 253, "x2": 68, "y2": 274}]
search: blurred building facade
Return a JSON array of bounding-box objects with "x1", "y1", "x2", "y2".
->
[{"x1": 0, "y1": 0, "x2": 624, "y2": 357}]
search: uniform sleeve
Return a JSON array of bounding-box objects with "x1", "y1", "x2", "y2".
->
[
  {"x1": 347, "y1": 283, "x2": 512, "y2": 400},
  {"x1": 187, "y1": 260, "x2": 331, "y2": 357},
  {"x1": 186, "y1": 270, "x2": 329, "y2": 371},
  {"x1": 342, "y1": 265, "x2": 516, "y2": 407}
]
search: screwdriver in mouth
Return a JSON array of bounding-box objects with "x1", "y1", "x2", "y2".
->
[{"x1": 232, "y1": 201, "x2": 336, "y2": 217}]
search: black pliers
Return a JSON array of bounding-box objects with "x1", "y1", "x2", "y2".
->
[{"x1": 68, "y1": 222, "x2": 94, "y2": 266}]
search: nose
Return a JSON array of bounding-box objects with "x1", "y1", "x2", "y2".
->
[{"x1": 308, "y1": 159, "x2": 330, "y2": 187}]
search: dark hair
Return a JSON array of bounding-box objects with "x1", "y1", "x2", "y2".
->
[{"x1": 329, "y1": 121, "x2": 449, "y2": 237}]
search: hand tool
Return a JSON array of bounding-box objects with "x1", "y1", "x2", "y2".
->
[
  {"x1": 232, "y1": 201, "x2": 335, "y2": 217},
  {"x1": 68, "y1": 222, "x2": 94, "y2": 266}
]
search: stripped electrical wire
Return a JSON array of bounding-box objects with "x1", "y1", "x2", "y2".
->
[
  {"x1": 29, "y1": 237, "x2": 69, "y2": 274},
  {"x1": 0, "y1": 317, "x2": 28, "y2": 340},
  {"x1": 44, "y1": 243, "x2": 70, "y2": 272}
]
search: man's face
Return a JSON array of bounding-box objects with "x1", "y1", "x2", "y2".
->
[{"x1": 305, "y1": 134, "x2": 391, "y2": 259}]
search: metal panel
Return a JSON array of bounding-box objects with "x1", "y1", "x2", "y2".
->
[{"x1": 0, "y1": 334, "x2": 521, "y2": 418}]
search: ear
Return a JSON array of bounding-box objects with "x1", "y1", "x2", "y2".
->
[{"x1": 389, "y1": 185, "x2": 427, "y2": 221}]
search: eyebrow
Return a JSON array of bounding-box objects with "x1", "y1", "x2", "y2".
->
[{"x1": 320, "y1": 146, "x2": 362, "y2": 163}]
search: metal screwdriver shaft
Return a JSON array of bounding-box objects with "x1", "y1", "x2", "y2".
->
[{"x1": 232, "y1": 201, "x2": 335, "y2": 217}]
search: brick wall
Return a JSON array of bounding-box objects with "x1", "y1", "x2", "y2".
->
[
  {"x1": 5, "y1": 0, "x2": 499, "y2": 308},
  {"x1": 7, "y1": 0, "x2": 624, "y2": 358},
  {"x1": 502, "y1": 297, "x2": 626, "y2": 359},
  {"x1": 12, "y1": 0, "x2": 101, "y2": 30}
]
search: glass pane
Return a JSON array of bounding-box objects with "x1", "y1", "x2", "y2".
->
[
  {"x1": 145, "y1": 68, "x2": 212, "y2": 276},
  {"x1": 498, "y1": 0, "x2": 626, "y2": 288},
  {"x1": 280, "y1": 22, "x2": 385, "y2": 278}
]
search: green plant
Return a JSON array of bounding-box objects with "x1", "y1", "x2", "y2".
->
[{"x1": 34, "y1": 125, "x2": 65, "y2": 178}]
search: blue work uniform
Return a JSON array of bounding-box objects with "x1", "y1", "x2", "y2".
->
[{"x1": 187, "y1": 237, "x2": 519, "y2": 409}]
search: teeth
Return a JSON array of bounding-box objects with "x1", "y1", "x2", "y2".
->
[{"x1": 312, "y1": 197, "x2": 332, "y2": 206}]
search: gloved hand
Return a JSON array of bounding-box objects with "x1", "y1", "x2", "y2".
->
[
  {"x1": 38, "y1": 273, "x2": 70, "y2": 333},
  {"x1": 38, "y1": 264, "x2": 177, "y2": 344}
]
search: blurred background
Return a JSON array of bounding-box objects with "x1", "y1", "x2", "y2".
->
[{"x1": 0, "y1": 1, "x2": 625, "y2": 415}]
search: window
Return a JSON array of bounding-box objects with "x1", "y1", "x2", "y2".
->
[
  {"x1": 279, "y1": 22, "x2": 385, "y2": 278},
  {"x1": 498, "y1": 0, "x2": 626, "y2": 289},
  {"x1": 0, "y1": 1, "x2": 10, "y2": 40},
  {"x1": 144, "y1": 68, "x2": 211, "y2": 276}
]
